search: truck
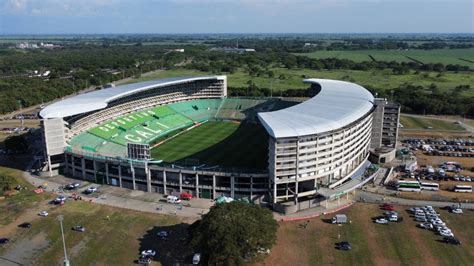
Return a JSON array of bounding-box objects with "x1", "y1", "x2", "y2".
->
[{"x1": 332, "y1": 214, "x2": 348, "y2": 224}]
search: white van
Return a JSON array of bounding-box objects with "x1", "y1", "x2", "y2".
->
[{"x1": 167, "y1": 195, "x2": 181, "y2": 204}]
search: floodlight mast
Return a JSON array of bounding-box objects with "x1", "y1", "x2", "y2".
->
[{"x1": 57, "y1": 214, "x2": 70, "y2": 266}]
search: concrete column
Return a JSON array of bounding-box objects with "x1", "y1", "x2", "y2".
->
[
  {"x1": 230, "y1": 176, "x2": 235, "y2": 198},
  {"x1": 105, "y1": 163, "x2": 110, "y2": 185},
  {"x1": 64, "y1": 153, "x2": 68, "y2": 174},
  {"x1": 93, "y1": 160, "x2": 97, "y2": 182},
  {"x1": 146, "y1": 163, "x2": 151, "y2": 193},
  {"x1": 250, "y1": 176, "x2": 253, "y2": 199},
  {"x1": 212, "y1": 174, "x2": 216, "y2": 199},
  {"x1": 48, "y1": 156, "x2": 53, "y2": 177},
  {"x1": 118, "y1": 164, "x2": 123, "y2": 188},
  {"x1": 72, "y1": 156, "x2": 76, "y2": 177},
  {"x1": 81, "y1": 158, "x2": 86, "y2": 179},
  {"x1": 273, "y1": 181, "x2": 277, "y2": 204},
  {"x1": 195, "y1": 173, "x2": 199, "y2": 198},
  {"x1": 179, "y1": 172, "x2": 183, "y2": 193},
  {"x1": 131, "y1": 163, "x2": 136, "y2": 190},
  {"x1": 163, "y1": 170, "x2": 167, "y2": 195}
]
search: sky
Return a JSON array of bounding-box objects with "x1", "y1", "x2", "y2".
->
[{"x1": 0, "y1": 0, "x2": 472, "y2": 34}]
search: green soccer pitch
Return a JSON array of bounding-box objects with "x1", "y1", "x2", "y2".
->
[{"x1": 150, "y1": 121, "x2": 268, "y2": 170}]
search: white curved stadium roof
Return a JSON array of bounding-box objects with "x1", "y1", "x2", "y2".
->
[
  {"x1": 258, "y1": 79, "x2": 374, "y2": 138},
  {"x1": 40, "y1": 76, "x2": 226, "y2": 119}
]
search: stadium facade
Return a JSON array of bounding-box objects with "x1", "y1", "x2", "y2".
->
[{"x1": 39, "y1": 76, "x2": 398, "y2": 213}]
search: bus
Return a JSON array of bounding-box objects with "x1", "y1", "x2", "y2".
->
[
  {"x1": 421, "y1": 182, "x2": 439, "y2": 191},
  {"x1": 397, "y1": 181, "x2": 421, "y2": 192},
  {"x1": 453, "y1": 185, "x2": 472, "y2": 193}
]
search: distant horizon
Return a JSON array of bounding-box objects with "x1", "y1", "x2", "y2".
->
[{"x1": 1, "y1": 32, "x2": 472, "y2": 37}]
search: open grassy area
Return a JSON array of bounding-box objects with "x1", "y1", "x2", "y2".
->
[
  {"x1": 2, "y1": 174, "x2": 473, "y2": 266},
  {"x1": 0, "y1": 166, "x2": 50, "y2": 225},
  {"x1": 151, "y1": 121, "x2": 268, "y2": 169},
  {"x1": 0, "y1": 200, "x2": 190, "y2": 265},
  {"x1": 293, "y1": 48, "x2": 474, "y2": 68},
  {"x1": 263, "y1": 203, "x2": 474, "y2": 266},
  {"x1": 399, "y1": 115, "x2": 465, "y2": 131},
  {"x1": 127, "y1": 67, "x2": 474, "y2": 96}
]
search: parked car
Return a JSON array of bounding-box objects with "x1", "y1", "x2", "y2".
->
[
  {"x1": 0, "y1": 238, "x2": 9, "y2": 245},
  {"x1": 141, "y1": 250, "x2": 156, "y2": 257},
  {"x1": 451, "y1": 208, "x2": 463, "y2": 214},
  {"x1": 336, "y1": 241, "x2": 352, "y2": 251},
  {"x1": 415, "y1": 217, "x2": 428, "y2": 222},
  {"x1": 15, "y1": 185, "x2": 25, "y2": 191},
  {"x1": 443, "y1": 236, "x2": 461, "y2": 245},
  {"x1": 418, "y1": 223, "x2": 433, "y2": 229},
  {"x1": 193, "y1": 253, "x2": 202, "y2": 265},
  {"x1": 166, "y1": 195, "x2": 181, "y2": 204},
  {"x1": 72, "y1": 226, "x2": 85, "y2": 232},
  {"x1": 375, "y1": 218, "x2": 388, "y2": 224},
  {"x1": 18, "y1": 222, "x2": 32, "y2": 228},
  {"x1": 332, "y1": 214, "x2": 348, "y2": 224},
  {"x1": 138, "y1": 257, "x2": 151, "y2": 265},
  {"x1": 85, "y1": 186, "x2": 98, "y2": 194},
  {"x1": 54, "y1": 195, "x2": 66, "y2": 204},
  {"x1": 39, "y1": 211, "x2": 49, "y2": 217},
  {"x1": 66, "y1": 183, "x2": 80, "y2": 190}
]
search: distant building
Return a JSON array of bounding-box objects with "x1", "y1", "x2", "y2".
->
[
  {"x1": 209, "y1": 47, "x2": 256, "y2": 53},
  {"x1": 15, "y1": 42, "x2": 61, "y2": 50}
]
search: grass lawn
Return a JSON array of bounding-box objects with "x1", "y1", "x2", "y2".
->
[
  {"x1": 399, "y1": 115, "x2": 465, "y2": 131},
  {"x1": 0, "y1": 166, "x2": 50, "y2": 225},
  {"x1": 0, "y1": 200, "x2": 191, "y2": 265},
  {"x1": 151, "y1": 121, "x2": 268, "y2": 169},
  {"x1": 262, "y1": 203, "x2": 474, "y2": 266},
  {"x1": 293, "y1": 48, "x2": 474, "y2": 68},
  {"x1": 126, "y1": 67, "x2": 474, "y2": 97}
]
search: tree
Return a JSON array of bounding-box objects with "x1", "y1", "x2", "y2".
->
[
  {"x1": 4, "y1": 135, "x2": 28, "y2": 154},
  {"x1": 188, "y1": 202, "x2": 278, "y2": 265}
]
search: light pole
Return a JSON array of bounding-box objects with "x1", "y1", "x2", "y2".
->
[{"x1": 57, "y1": 215, "x2": 70, "y2": 266}]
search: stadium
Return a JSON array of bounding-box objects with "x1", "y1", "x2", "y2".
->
[{"x1": 39, "y1": 76, "x2": 399, "y2": 213}]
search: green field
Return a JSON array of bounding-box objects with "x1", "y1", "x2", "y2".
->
[
  {"x1": 151, "y1": 121, "x2": 268, "y2": 170},
  {"x1": 293, "y1": 48, "x2": 474, "y2": 68},
  {"x1": 265, "y1": 203, "x2": 474, "y2": 265},
  {"x1": 399, "y1": 115, "x2": 465, "y2": 131},
  {"x1": 128, "y1": 67, "x2": 474, "y2": 96}
]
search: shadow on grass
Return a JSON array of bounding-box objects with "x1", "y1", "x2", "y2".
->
[{"x1": 138, "y1": 223, "x2": 194, "y2": 265}]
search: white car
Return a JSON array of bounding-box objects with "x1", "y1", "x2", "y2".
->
[
  {"x1": 432, "y1": 221, "x2": 445, "y2": 226},
  {"x1": 193, "y1": 253, "x2": 201, "y2": 265},
  {"x1": 157, "y1": 231, "x2": 168, "y2": 238},
  {"x1": 141, "y1": 250, "x2": 156, "y2": 257},
  {"x1": 418, "y1": 223, "x2": 433, "y2": 229},
  {"x1": 451, "y1": 208, "x2": 463, "y2": 214},
  {"x1": 375, "y1": 218, "x2": 389, "y2": 224},
  {"x1": 39, "y1": 211, "x2": 49, "y2": 217},
  {"x1": 85, "y1": 187, "x2": 98, "y2": 194},
  {"x1": 440, "y1": 231, "x2": 454, "y2": 237}
]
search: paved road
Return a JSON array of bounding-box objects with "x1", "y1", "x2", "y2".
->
[
  {"x1": 22, "y1": 165, "x2": 208, "y2": 220},
  {"x1": 356, "y1": 190, "x2": 474, "y2": 209}
]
